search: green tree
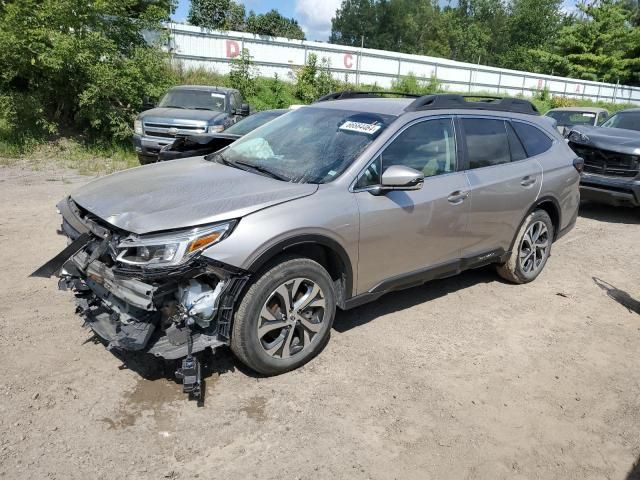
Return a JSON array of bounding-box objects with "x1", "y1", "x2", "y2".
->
[
  {"x1": 535, "y1": 0, "x2": 640, "y2": 84},
  {"x1": 188, "y1": 0, "x2": 245, "y2": 30},
  {"x1": 0, "y1": 0, "x2": 175, "y2": 142},
  {"x1": 245, "y1": 9, "x2": 305, "y2": 39}
]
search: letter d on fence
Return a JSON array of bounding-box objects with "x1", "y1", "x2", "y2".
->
[{"x1": 226, "y1": 40, "x2": 240, "y2": 58}]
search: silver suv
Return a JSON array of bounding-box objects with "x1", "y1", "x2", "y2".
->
[{"x1": 34, "y1": 93, "x2": 581, "y2": 398}]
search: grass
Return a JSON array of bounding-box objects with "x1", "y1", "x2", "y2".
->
[{"x1": 0, "y1": 138, "x2": 138, "y2": 175}]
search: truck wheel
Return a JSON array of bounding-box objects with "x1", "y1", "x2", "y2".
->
[
  {"x1": 137, "y1": 154, "x2": 156, "y2": 165},
  {"x1": 231, "y1": 256, "x2": 336, "y2": 376},
  {"x1": 497, "y1": 210, "x2": 554, "y2": 284}
]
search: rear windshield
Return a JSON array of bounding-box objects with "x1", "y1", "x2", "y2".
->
[
  {"x1": 601, "y1": 111, "x2": 640, "y2": 132},
  {"x1": 159, "y1": 90, "x2": 226, "y2": 112},
  {"x1": 211, "y1": 107, "x2": 395, "y2": 184},
  {"x1": 545, "y1": 111, "x2": 597, "y2": 127}
]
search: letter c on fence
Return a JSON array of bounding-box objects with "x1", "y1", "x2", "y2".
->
[
  {"x1": 226, "y1": 40, "x2": 240, "y2": 58},
  {"x1": 344, "y1": 53, "x2": 353, "y2": 69}
]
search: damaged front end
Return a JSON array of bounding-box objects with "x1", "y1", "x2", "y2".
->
[{"x1": 32, "y1": 196, "x2": 249, "y2": 398}]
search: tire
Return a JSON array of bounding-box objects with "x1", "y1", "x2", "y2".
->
[
  {"x1": 137, "y1": 154, "x2": 157, "y2": 165},
  {"x1": 231, "y1": 256, "x2": 336, "y2": 375},
  {"x1": 497, "y1": 209, "x2": 554, "y2": 284}
]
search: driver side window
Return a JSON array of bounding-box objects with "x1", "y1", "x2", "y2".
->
[{"x1": 355, "y1": 118, "x2": 457, "y2": 189}]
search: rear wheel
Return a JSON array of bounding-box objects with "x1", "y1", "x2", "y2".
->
[
  {"x1": 231, "y1": 257, "x2": 336, "y2": 375},
  {"x1": 497, "y1": 210, "x2": 554, "y2": 284}
]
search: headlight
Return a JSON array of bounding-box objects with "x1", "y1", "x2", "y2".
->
[
  {"x1": 116, "y1": 221, "x2": 236, "y2": 268},
  {"x1": 134, "y1": 119, "x2": 143, "y2": 135},
  {"x1": 568, "y1": 130, "x2": 589, "y2": 143},
  {"x1": 208, "y1": 124, "x2": 224, "y2": 133}
]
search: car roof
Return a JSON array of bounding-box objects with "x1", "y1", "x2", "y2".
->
[
  {"x1": 616, "y1": 108, "x2": 640, "y2": 113},
  {"x1": 546, "y1": 107, "x2": 608, "y2": 113},
  {"x1": 170, "y1": 85, "x2": 237, "y2": 93}
]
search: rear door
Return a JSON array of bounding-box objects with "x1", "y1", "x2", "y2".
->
[{"x1": 459, "y1": 116, "x2": 542, "y2": 257}]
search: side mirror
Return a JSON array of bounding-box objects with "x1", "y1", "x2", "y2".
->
[
  {"x1": 238, "y1": 103, "x2": 250, "y2": 116},
  {"x1": 141, "y1": 97, "x2": 155, "y2": 111},
  {"x1": 379, "y1": 165, "x2": 424, "y2": 191}
]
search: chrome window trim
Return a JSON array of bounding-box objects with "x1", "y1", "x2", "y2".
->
[{"x1": 349, "y1": 114, "x2": 457, "y2": 193}]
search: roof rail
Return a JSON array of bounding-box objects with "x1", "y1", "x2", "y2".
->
[
  {"x1": 314, "y1": 90, "x2": 422, "y2": 102},
  {"x1": 405, "y1": 94, "x2": 539, "y2": 115}
]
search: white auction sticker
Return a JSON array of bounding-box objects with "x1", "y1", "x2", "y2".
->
[{"x1": 339, "y1": 121, "x2": 382, "y2": 134}]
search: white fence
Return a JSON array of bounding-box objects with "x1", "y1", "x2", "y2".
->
[{"x1": 166, "y1": 22, "x2": 640, "y2": 105}]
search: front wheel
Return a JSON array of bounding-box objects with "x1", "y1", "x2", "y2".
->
[
  {"x1": 231, "y1": 257, "x2": 336, "y2": 375},
  {"x1": 497, "y1": 210, "x2": 554, "y2": 284}
]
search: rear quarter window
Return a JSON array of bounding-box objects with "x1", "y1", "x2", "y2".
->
[{"x1": 512, "y1": 122, "x2": 553, "y2": 157}]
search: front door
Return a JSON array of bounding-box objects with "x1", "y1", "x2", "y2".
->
[{"x1": 354, "y1": 117, "x2": 471, "y2": 294}]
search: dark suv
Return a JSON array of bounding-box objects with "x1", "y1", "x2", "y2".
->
[
  {"x1": 566, "y1": 108, "x2": 640, "y2": 207},
  {"x1": 36, "y1": 93, "x2": 580, "y2": 399}
]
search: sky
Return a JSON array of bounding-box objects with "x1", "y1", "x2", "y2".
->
[
  {"x1": 173, "y1": 0, "x2": 578, "y2": 43},
  {"x1": 173, "y1": 0, "x2": 343, "y2": 41}
]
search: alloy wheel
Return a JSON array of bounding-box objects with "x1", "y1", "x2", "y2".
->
[
  {"x1": 519, "y1": 220, "x2": 549, "y2": 275},
  {"x1": 257, "y1": 278, "x2": 327, "y2": 359}
]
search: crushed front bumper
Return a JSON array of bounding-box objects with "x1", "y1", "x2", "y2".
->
[
  {"x1": 33, "y1": 198, "x2": 249, "y2": 360},
  {"x1": 580, "y1": 173, "x2": 640, "y2": 207}
]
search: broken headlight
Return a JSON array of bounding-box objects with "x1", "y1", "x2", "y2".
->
[
  {"x1": 568, "y1": 130, "x2": 590, "y2": 144},
  {"x1": 116, "y1": 221, "x2": 236, "y2": 268}
]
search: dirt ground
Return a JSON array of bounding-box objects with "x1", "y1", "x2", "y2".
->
[{"x1": 1, "y1": 163, "x2": 639, "y2": 480}]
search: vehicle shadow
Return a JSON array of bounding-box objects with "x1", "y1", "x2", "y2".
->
[
  {"x1": 334, "y1": 266, "x2": 502, "y2": 333},
  {"x1": 627, "y1": 454, "x2": 640, "y2": 480},
  {"x1": 579, "y1": 201, "x2": 640, "y2": 225},
  {"x1": 593, "y1": 277, "x2": 640, "y2": 315}
]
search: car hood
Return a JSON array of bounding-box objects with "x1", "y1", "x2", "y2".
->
[
  {"x1": 70, "y1": 157, "x2": 318, "y2": 235},
  {"x1": 571, "y1": 126, "x2": 640, "y2": 155},
  {"x1": 140, "y1": 107, "x2": 227, "y2": 124}
]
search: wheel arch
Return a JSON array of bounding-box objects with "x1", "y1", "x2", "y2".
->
[
  {"x1": 246, "y1": 235, "x2": 354, "y2": 309},
  {"x1": 508, "y1": 195, "x2": 562, "y2": 254}
]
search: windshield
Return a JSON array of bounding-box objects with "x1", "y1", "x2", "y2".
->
[
  {"x1": 211, "y1": 107, "x2": 394, "y2": 183},
  {"x1": 225, "y1": 110, "x2": 287, "y2": 136},
  {"x1": 600, "y1": 111, "x2": 640, "y2": 132},
  {"x1": 159, "y1": 89, "x2": 226, "y2": 111},
  {"x1": 546, "y1": 110, "x2": 598, "y2": 127}
]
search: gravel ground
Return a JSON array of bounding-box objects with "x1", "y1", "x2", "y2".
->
[{"x1": 1, "y1": 164, "x2": 639, "y2": 480}]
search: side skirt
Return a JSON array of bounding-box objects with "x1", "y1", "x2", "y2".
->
[{"x1": 342, "y1": 248, "x2": 507, "y2": 310}]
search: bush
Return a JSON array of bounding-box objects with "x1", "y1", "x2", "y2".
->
[
  {"x1": 392, "y1": 73, "x2": 442, "y2": 94},
  {"x1": 550, "y1": 96, "x2": 575, "y2": 109},
  {"x1": 228, "y1": 48, "x2": 259, "y2": 97},
  {"x1": 0, "y1": 0, "x2": 173, "y2": 146}
]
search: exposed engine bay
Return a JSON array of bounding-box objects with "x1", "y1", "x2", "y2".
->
[{"x1": 32, "y1": 196, "x2": 249, "y2": 400}]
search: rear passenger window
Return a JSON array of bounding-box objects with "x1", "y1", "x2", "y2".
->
[
  {"x1": 462, "y1": 118, "x2": 510, "y2": 169},
  {"x1": 506, "y1": 122, "x2": 527, "y2": 161},
  {"x1": 512, "y1": 122, "x2": 553, "y2": 157}
]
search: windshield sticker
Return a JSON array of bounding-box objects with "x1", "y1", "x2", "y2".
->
[
  {"x1": 339, "y1": 121, "x2": 382, "y2": 135},
  {"x1": 582, "y1": 113, "x2": 596, "y2": 118}
]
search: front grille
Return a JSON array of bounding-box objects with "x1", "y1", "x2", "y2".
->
[
  {"x1": 143, "y1": 122, "x2": 206, "y2": 139},
  {"x1": 569, "y1": 142, "x2": 640, "y2": 178}
]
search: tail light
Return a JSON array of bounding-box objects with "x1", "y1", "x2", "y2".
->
[{"x1": 573, "y1": 157, "x2": 585, "y2": 173}]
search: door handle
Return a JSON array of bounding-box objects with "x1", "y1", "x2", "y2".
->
[
  {"x1": 521, "y1": 176, "x2": 536, "y2": 187},
  {"x1": 447, "y1": 190, "x2": 469, "y2": 204}
]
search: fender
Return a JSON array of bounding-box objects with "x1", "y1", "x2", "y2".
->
[{"x1": 246, "y1": 234, "x2": 355, "y2": 301}]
